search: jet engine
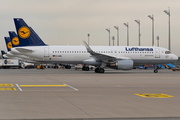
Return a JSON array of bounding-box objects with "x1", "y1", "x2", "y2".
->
[{"x1": 108, "y1": 59, "x2": 133, "y2": 70}]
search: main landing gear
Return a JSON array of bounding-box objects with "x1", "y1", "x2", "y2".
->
[
  {"x1": 95, "y1": 67, "x2": 105, "y2": 73},
  {"x1": 65, "y1": 65, "x2": 71, "y2": 69},
  {"x1": 82, "y1": 66, "x2": 89, "y2": 71}
]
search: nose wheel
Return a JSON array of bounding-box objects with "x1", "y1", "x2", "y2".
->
[{"x1": 154, "y1": 69, "x2": 158, "y2": 73}]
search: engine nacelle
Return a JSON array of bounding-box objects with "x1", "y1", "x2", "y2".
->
[
  {"x1": 108, "y1": 60, "x2": 133, "y2": 70},
  {"x1": 83, "y1": 59, "x2": 101, "y2": 66}
]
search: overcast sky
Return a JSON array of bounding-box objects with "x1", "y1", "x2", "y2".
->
[{"x1": 0, "y1": 0, "x2": 180, "y2": 56}]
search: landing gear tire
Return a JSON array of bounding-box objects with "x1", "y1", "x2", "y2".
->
[
  {"x1": 65, "y1": 65, "x2": 71, "y2": 69},
  {"x1": 99, "y1": 68, "x2": 105, "y2": 73},
  {"x1": 154, "y1": 69, "x2": 158, "y2": 73},
  {"x1": 54, "y1": 66, "x2": 58, "y2": 69},
  {"x1": 95, "y1": 68, "x2": 99, "y2": 73},
  {"x1": 82, "y1": 67, "x2": 89, "y2": 71},
  {"x1": 85, "y1": 67, "x2": 89, "y2": 71},
  {"x1": 95, "y1": 68, "x2": 105, "y2": 73}
]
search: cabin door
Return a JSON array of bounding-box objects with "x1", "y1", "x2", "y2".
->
[
  {"x1": 155, "y1": 48, "x2": 160, "y2": 58},
  {"x1": 44, "y1": 47, "x2": 49, "y2": 57}
]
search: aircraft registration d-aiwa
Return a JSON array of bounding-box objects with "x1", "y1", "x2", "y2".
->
[{"x1": 10, "y1": 18, "x2": 178, "y2": 73}]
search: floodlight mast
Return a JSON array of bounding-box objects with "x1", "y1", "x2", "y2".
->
[
  {"x1": 112, "y1": 36, "x2": 115, "y2": 46},
  {"x1": 114, "y1": 26, "x2": 119, "y2": 46},
  {"x1": 148, "y1": 14, "x2": 154, "y2": 46},
  {"x1": 124, "y1": 23, "x2": 129, "y2": 46},
  {"x1": 157, "y1": 36, "x2": 159, "y2": 47},
  {"x1": 135, "y1": 20, "x2": 140, "y2": 46},
  {"x1": 164, "y1": 8, "x2": 171, "y2": 51},
  {"x1": 87, "y1": 34, "x2": 90, "y2": 45},
  {"x1": 106, "y1": 28, "x2": 110, "y2": 46}
]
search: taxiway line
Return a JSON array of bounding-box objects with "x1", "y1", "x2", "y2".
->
[
  {"x1": 16, "y1": 84, "x2": 22, "y2": 91},
  {"x1": 64, "y1": 83, "x2": 79, "y2": 91},
  {"x1": 19, "y1": 85, "x2": 67, "y2": 87}
]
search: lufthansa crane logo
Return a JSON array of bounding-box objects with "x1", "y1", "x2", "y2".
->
[
  {"x1": 12, "y1": 37, "x2": 19, "y2": 46},
  {"x1": 7, "y1": 42, "x2": 12, "y2": 49},
  {"x1": 18, "y1": 26, "x2": 31, "y2": 39}
]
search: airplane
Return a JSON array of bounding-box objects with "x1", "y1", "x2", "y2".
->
[
  {"x1": 10, "y1": 18, "x2": 178, "y2": 73},
  {"x1": 3, "y1": 37, "x2": 15, "y2": 58},
  {"x1": 4, "y1": 32, "x2": 37, "y2": 61},
  {"x1": 7, "y1": 31, "x2": 60, "y2": 68},
  {"x1": 1, "y1": 50, "x2": 7, "y2": 59}
]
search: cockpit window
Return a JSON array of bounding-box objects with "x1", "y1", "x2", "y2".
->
[{"x1": 165, "y1": 51, "x2": 171, "y2": 54}]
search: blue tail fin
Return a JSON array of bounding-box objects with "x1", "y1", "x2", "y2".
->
[
  {"x1": 4, "y1": 37, "x2": 12, "y2": 52},
  {"x1": 13, "y1": 18, "x2": 47, "y2": 47},
  {"x1": 8, "y1": 31, "x2": 19, "y2": 48}
]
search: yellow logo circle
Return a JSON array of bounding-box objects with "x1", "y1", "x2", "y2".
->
[
  {"x1": 18, "y1": 26, "x2": 31, "y2": 39},
  {"x1": 7, "y1": 42, "x2": 12, "y2": 49},
  {"x1": 12, "y1": 37, "x2": 19, "y2": 46}
]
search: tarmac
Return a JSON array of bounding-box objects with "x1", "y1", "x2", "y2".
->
[{"x1": 0, "y1": 68, "x2": 180, "y2": 120}]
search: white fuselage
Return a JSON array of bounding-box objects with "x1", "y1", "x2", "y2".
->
[{"x1": 11, "y1": 45, "x2": 178, "y2": 65}]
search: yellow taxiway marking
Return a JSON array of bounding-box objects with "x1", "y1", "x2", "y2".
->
[
  {"x1": 0, "y1": 84, "x2": 13, "y2": 87},
  {"x1": 0, "y1": 88, "x2": 16, "y2": 91},
  {"x1": 19, "y1": 85, "x2": 67, "y2": 87},
  {"x1": 135, "y1": 93, "x2": 173, "y2": 98}
]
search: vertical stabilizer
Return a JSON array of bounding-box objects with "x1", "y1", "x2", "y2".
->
[
  {"x1": 13, "y1": 18, "x2": 46, "y2": 47},
  {"x1": 4, "y1": 37, "x2": 12, "y2": 51}
]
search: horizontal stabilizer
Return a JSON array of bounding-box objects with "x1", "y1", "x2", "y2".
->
[{"x1": 15, "y1": 48, "x2": 33, "y2": 53}]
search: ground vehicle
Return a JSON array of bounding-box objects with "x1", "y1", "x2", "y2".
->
[
  {"x1": 0, "y1": 59, "x2": 21, "y2": 69},
  {"x1": 36, "y1": 63, "x2": 45, "y2": 69}
]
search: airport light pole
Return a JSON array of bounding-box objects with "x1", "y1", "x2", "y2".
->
[
  {"x1": 106, "y1": 28, "x2": 110, "y2": 46},
  {"x1": 112, "y1": 36, "x2": 115, "y2": 46},
  {"x1": 148, "y1": 14, "x2": 154, "y2": 46},
  {"x1": 124, "y1": 23, "x2": 129, "y2": 46},
  {"x1": 87, "y1": 34, "x2": 90, "y2": 45},
  {"x1": 157, "y1": 36, "x2": 159, "y2": 47},
  {"x1": 114, "y1": 26, "x2": 119, "y2": 46},
  {"x1": 164, "y1": 8, "x2": 171, "y2": 51},
  {"x1": 135, "y1": 20, "x2": 141, "y2": 46}
]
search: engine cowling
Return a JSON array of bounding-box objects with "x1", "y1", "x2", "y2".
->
[
  {"x1": 83, "y1": 59, "x2": 101, "y2": 66},
  {"x1": 108, "y1": 60, "x2": 133, "y2": 70}
]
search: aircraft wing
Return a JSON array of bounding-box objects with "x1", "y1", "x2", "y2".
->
[
  {"x1": 83, "y1": 41, "x2": 131, "y2": 62},
  {"x1": 15, "y1": 48, "x2": 34, "y2": 53}
]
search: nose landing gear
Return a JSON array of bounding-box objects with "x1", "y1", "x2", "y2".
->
[
  {"x1": 154, "y1": 65, "x2": 158, "y2": 73},
  {"x1": 154, "y1": 69, "x2": 158, "y2": 73}
]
